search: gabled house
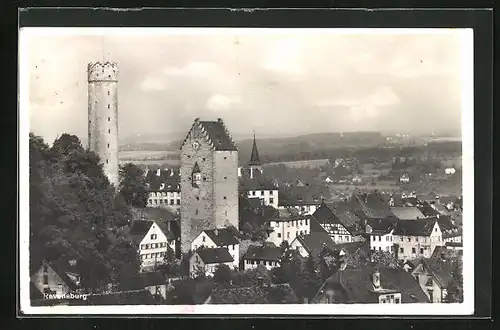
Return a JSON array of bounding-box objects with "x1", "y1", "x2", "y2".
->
[
  {"x1": 289, "y1": 231, "x2": 336, "y2": 259},
  {"x1": 241, "y1": 177, "x2": 279, "y2": 209},
  {"x1": 31, "y1": 259, "x2": 81, "y2": 298},
  {"x1": 400, "y1": 173, "x2": 410, "y2": 183},
  {"x1": 311, "y1": 202, "x2": 365, "y2": 243},
  {"x1": 347, "y1": 192, "x2": 396, "y2": 224},
  {"x1": 365, "y1": 218, "x2": 397, "y2": 253},
  {"x1": 189, "y1": 247, "x2": 234, "y2": 278},
  {"x1": 242, "y1": 245, "x2": 282, "y2": 271},
  {"x1": 129, "y1": 219, "x2": 177, "y2": 272},
  {"x1": 411, "y1": 258, "x2": 456, "y2": 303},
  {"x1": 190, "y1": 227, "x2": 240, "y2": 270},
  {"x1": 312, "y1": 267, "x2": 429, "y2": 304},
  {"x1": 266, "y1": 208, "x2": 311, "y2": 246},
  {"x1": 392, "y1": 218, "x2": 443, "y2": 260}
]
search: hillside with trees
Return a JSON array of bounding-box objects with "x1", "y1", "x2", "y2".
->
[{"x1": 29, "y1": 133, "x2": 143, "y2": 292}]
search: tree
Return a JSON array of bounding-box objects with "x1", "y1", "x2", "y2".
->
[
  {"x1": 29, "y1": 133, "x2": 142, "y2": 293},
  {"x1": 118, "y1": 163, "x2": 149, "y2": 208},
  {"x1": 371, "y1": 250, "x2": 398, "y2": 268},
  {"x1": 213, "y1": 264, "x2": 233, "y2": 286},
  {"x1": 445, "y1": 259, "x2": 463, "y2": 303}
]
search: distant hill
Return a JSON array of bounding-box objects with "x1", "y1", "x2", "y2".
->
[{"x1": 119, "y1": 131, "x2": 389, "y2": 164}]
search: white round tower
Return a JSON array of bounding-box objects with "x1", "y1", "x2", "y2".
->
[{"x1": 87, "y1": 61, "x2": 119, "y2": 187}]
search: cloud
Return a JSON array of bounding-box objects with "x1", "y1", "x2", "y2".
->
[
  {"x1": 164, "y1": 61, "x2": 218, "y2": 77},
  {"x1": 206, "y1": 94, "x2": 241, "y2": 112},
  {"x1": 140, "y1": 75, "x2": 168, "y2": 91},
  {"x1": 263, "y1": 37, "x2": 305, "y2": 76}
]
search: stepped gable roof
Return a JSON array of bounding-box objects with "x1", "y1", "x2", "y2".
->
[
  {"x1": 365, "y1": 218, "x2": 397, "y2": 235},
  {"x1": 313, "y1": 267, "x2": 429, "y2": 304},
  {"x1": 393, "y1": 218, "x2": 438, "y2": 237},
  {"x1": 248, "y1": 134, "x2": 262, "y2": 166},
  {"x1": 181, "y1": 118, "x2": 237, "y2": 151},
  {"x1": 142, "y1": 271, "x2": 166, "y2": 287},
  {"x1": 243, "y1": 245, "x2": 282, "y2": 261},
  {"x1": 390, "y1": 207, "x2": 426, "y2": 220},
  {"x1": 196, "y1": 247, "x2": 234, "y2": 264},
  {"x1": 295, "y1": 232, "x2": 336, "y2": 257},
  {"x1": 203, "y1": 228, "x2": 240, "y2": 246}
]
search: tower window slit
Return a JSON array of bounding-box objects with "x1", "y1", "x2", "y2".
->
[
  {"x1": 108, "y1": 129, "x2": 111, "y2": 133},
  {"x1": 106, "y1": 159, "x2": 108, "y2": 164},
  {"x1": 108, "y1": 91, "x2": 110, "y2": 95},
  {"x1": 107, "y1": 143, "x2": 110, "y2": 148},
  {"x1": 108, "y1": 117, "x2": 110, "y2": 121},
  {"x1": 107, "y1": 104, "x2": 110, "y2": 109}
]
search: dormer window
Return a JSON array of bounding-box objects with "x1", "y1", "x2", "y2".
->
[{"x1": 191, "y1": 162, "x2": 201, "y2": 187}]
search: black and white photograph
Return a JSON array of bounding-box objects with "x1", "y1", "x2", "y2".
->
[{"x1": 19, "y1": 26, "x2": 474, "y2": 315}]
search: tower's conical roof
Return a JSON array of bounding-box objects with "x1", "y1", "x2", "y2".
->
[{"x1": 248, "y1": 133, "x2": 261, "y2": 166}]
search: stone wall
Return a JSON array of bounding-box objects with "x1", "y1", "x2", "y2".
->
[
  {"x1": 87, "y1": 62, "x2": 119, "y2": 187},
  {"x1": 213, "y1": 150, "x2": 239, "y2": 229}
]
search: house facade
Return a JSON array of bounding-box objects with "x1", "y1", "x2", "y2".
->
[
  {"x1": 393, "y1": 219, "x2": 444, "y2": 260},
  {"x1": 312, "y1": 203, "x2": 365, "y2": 244},
  {"x1": 289, "y1": 231, "x2": 336, "y2": 259},
  {"x1": 242, "y1": 245, "x2": 282, "y2": 271},
  {"x1": 147, "y1": 189, "x2": 181, "y2": 210},
  {"x1": 31, "y1": 259, "x2": 80, "y2": 297},
  {"x1": 411, "y1": 260, "x2": 453, "y2": 303},
  {"x1": 266, "y1": 208, "x2": 311, "y2": 247},
  {"x1": 190, "y1": 228, "x2": 240, "y2": 270},
  {"x1": 131, "y1": 220, "x2": 177, "y2": 272},
  {"x1": 189, "y1": 248, "x2": 234, "y2": 278}
]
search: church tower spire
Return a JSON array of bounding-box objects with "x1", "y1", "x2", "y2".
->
[
  {"x1": 248, "y1": 132, "x2": 262, "y2": 179},
  {"x1": 248, "y1": 133, "x2": 261, "y2": 167}
]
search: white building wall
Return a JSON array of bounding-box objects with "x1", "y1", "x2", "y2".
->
[
  {"x1": 139, "y1": 222, "x2": 170, "y2": 271},
  {"x1": 370, "y1": 230, "x2": 395, "y2": 252},
  {"x1": 266, "y1": 218, "x2": 311, "y2": 247},
  {"x1": 190, "y1": 232, "x2": 239, "y2": 270},
  {"x1": 289, "y1": 238, "x2": 309, "y2": 258},
  {"x1": 148, "y1": 191, "x2": 181, "y2": 210},
  {"x1": 247, "y1": 189, "x2": 279, "y2": 208},
  {"x1": 242, "y1": 259, "x2": 280, "y2": 271}
]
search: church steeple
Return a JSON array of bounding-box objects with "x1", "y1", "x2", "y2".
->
[{"x1": 248, "y1": 133, "x2": 261, "y2": 167}]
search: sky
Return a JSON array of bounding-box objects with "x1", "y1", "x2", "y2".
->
[{"x1": 23, "y1": 28, "x2": 469, "y2": 146}]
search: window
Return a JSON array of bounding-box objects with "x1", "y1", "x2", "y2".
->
[
  {"x1": 177, "y1": 199, "x2": 180, "y2": 205},
  {"x1": 225, "y1": 211, "x2": 227, "y2": 216},
  {"x1": 224, "y1": 156, "x2": 227, "y2": 160},
  {"x1": 108, "y1": 129, "x2": 111, "y2": 133},
  {"x1": 386, "y1": 236, "x2": 390, "y2": 241},
  {"x1": 164, "y1": 198, "x2": 168, "y2": 204},
  {"x1": 400, "y1": 247, "x2": 404, "y2": 253},
  {"x1": 108, "y1": 91, "x2": 110, "y2": 95},
  {"x1": 146, "y1": 244, "x2": 150, "y2": 249},
  {"x1": 412, "y1": 247, "x2": 416, "y2": 254},
  {"x1": 395, "y1": 298, "x2": 400, "y2": 303},
  {"x1": 420, "y1": 248, "x2": 424, "y2": 254},
  {"x1": 202, "y1": 158, "x2": 206, "y2": 161},
  {"x1": 378, "y1": 236, "x2": 381, "y2": 241},
  {"x1": 407, "y1": 237, "x2": 411, "y2": 242},
  {"x1": 159, "y1": 199, "x2": 163, "y2": 204},
  {"x1": 43, "y1": 274, "x2": 48, "y2": 285},
  {"x1": 345, "y1": 236, "x2": 350, "y2": 242},
  {"x1": 151, "y1": 234, "x2": 157, "y2": 240},
  {"x1": 107, "y1": 143, "x2": 110, "y2": 148},
  {"x1": 287, "y1": 232, "x2": 290, "y2": 239},
  {"x1": 223, "y1": 196, "x2": 227, "y2": 200},
  {"x1": 252, "y1": 191, "x2": 256, "y2": 196},
  {"x1": 196, "y1": 209, "x2": 199, "y2": 215},
  {"x1": 43, "y1": 265, "x2": 48, "y2": 273},
  {"x1": 195, "y1": 197, "x2": 199, "y2": 201},
  {"x1": 261, "y1": 191, "x2": 264, "y2": 196},
  {"x1": 305, "y1": 219, "x2": 308, "y2": 225},
  {"x1": 224, "y1": 176, "x2": 227, "y2": 180},
  {"x1": 415, "y1": 236, "x2": 419, "y2": 242},
  {"x1": 106, "y1": 159, "x2": 108, "y2": 164},
  {"x1": 170, "y1": 199, "x2": 174, "y2": 204},
  {"x1": 202, "y1": 236, "x2": 206, "y2": 243},
  {"x1": 107, "y1": 104, "x2": 110, "y2": 109},
  {"x1": 277, "y1": 233, "x2": 282, "y2": 238},
  {"x1": 269, "y1": 190, "x2": 274, "y2": 195}
]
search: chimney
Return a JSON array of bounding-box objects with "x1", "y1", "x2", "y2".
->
[
  {"x1": 214, "y1": 229, "x2": 218, "y2": 236},
  {"x1": 160, "y1": 183, "x2": 165, "y2": 190},
  {"x1": 372, "y1": 270, "x2": 381, "y2": 289},
  {"x1": 217, "y1": 118, "x2": 223, "y2": 123},
  {"x1": 156, "y1": 168, "x2": 161, "y2": 176},
  {"x1": 167, "y1": 221, "x2": 171, "y2": 232}
]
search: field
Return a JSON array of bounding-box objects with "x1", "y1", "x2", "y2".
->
[
  {"x1": 263, "y1": 159, "x2": 331, "y2": 169},
  {"x1": 119, "y1": 159, "x2": 181, "y2": 166},
  {"x1": 119, "y1": 150, "x2": 181, "y2": 167}
]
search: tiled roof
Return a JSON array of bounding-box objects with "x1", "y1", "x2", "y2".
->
[
  {"x1": 445, "y1": 242, "x2": 463, "y2": 248},
  {"x1": 331, "y1": 240, "x2": 370, "y2": 256},
  {"x1": 196, "y1": 247, "x2": 234, "y2": 264},
  {"x1": 393, "y1": 218, "x2": 437, "y2": 237},
  {"x1": 240, "y1": 177, "x2": 277, "y2": 191},
  {"x1": 203, "y1": 228, "x2": 240, "y2": 246},
  {"x1": 313, "y1": 267, "x2": 429, "y2": 303},
  {"x1": 390, "y1": 207, "x2": 426, "y2": 220},
  {"x1": 435, "y1": 215, "x2": 458, "y2": 232},
  {"x1": 131, "y1": 207, "x2": 178, "y2": 223},
  {"x1": 421, "y1": 258, "x2": 454, "y2": 289},
  {"x1": 47, "y1": 259, "x2": 80, "y2": 291},
  {"x1": 181, "y1": 118, "x2": 237, "y2": 151},
  {"x1": 417, "y1": 193, "x2": 438, "y2": 202},
  {"x1": 247, "y1": 197, "x2": 264, "y2": 209},
  {"x1": 417, "y1": 202, "x2": 440, "y2": 217},
  {"x1": 129, "y1": 220, "x2": 176, "y2": 244},
  {"x1": 366, "y1": 218, "x2": 397, "y2": 235},
  {"x1": 350, "y1": 193, "x2": 395, "y2": 219},
  {"x1": 270, "y1": 208, "x2": 304, "y2": 222},
  {"x1": 142, "y1": 271, "x2": 166, "y2": 287},
  {"x1": 243, "y1": 245, "x2": 282, "y2": 261},
  {"x1": 312, "y1": 203, "x2": 364, "y2": 236},
  {"x1": 296, "y1": 232, "x2": 336, "y2": 257}
]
